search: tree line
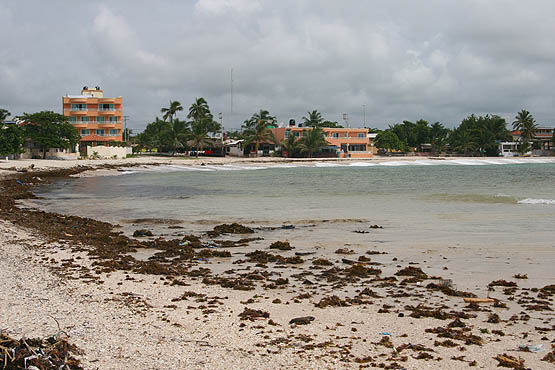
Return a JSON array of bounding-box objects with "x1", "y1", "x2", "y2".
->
[
  {"x1": 374, "y1": 110, "x2": 541, "y2": 156},
  {"x1": 0, "y1": 109, "x2": 80, "y2": 158}
]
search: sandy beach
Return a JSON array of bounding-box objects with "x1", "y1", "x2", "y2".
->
[{"x1": 1, "y1": 157, "x2": 553, "y2": 369}]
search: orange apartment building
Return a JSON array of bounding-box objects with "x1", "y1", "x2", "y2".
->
[
  {"x1": 272, "y1": 125, "x2": 374, "y2": 158},
  {"x1": 62, "y1": 86, "x2": 123, "y2": 152}
]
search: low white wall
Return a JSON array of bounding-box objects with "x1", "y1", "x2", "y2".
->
[
  {"x1": 21, "y1": 148, "x2": 79, "y2": 160},
  {"x1": 87, "y1": 146, "x2": 131, "y2": 159}
]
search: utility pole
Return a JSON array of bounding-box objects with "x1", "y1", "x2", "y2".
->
[
  {"x1": 230, "y1": 68, "x2": 234, "y2": 116},
  {"x1": 123, "y1": 115, "x2": 129, "y2": 143},
  {"x1": 362, "y1": 104, "x2": 366, "y2": 127}
]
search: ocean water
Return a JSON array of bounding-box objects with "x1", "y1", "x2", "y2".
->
[{"x1": 31, "y1": 158, "x2": 555, "y2": 253}]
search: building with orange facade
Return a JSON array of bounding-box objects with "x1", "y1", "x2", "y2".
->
[
  {"x1": 62, "y1": 86, "x2": 123, "y2": 153},
  {"x1": 271, "y1": 125, "x2": 374, "y2": 158}
]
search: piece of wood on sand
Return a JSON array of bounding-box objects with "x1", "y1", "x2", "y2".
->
[{"x1": 463, "y1": 297, "x2": 495, "y2": 303}]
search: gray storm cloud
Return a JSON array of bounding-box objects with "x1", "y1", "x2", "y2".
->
[{"x1": 0, "y1": 0, "x2": 553, "y2": 131}]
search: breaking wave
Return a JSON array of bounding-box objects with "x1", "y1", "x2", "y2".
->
[{"x1": 518, "y1": 198, "x2": 555, "y2": 205}]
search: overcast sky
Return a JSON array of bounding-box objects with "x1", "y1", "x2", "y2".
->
[{"x1": 1, "y1": 1, "x2": 554, "y2": 131}]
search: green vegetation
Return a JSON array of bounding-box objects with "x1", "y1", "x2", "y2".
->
[
  {"x1": 19, "y1": 111, "x2": 80, "y2": 159},
  {"x1": 298, "y1": 126, "x2": 327, "y2": 158},
  {"x1": 242, "y1": 111, "x2": 277, "y2": 157},
  {"x1": 374, "y1": 114, "x2": 514, "y2": 156},
  {"x1": 0, "y1": 125, "x2": 24, "y2": 157},
  {"x1": 512, "y1": 110, "x2": 537, "y2": 154},
  {"x1": 136, "y1": 98, "x2": 221, "y2": 154}
]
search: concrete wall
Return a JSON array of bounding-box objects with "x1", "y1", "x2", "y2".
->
[
  {"x1": 87, "y1": 145, "x2": 132, "y2": 159},
  {"x1": 20, "y1": 148, "x2": 80, "y2": 160}
]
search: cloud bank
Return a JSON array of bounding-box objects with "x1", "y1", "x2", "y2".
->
[{"x1": 1, "y1": 0, "x2": 554, "y2": 131}]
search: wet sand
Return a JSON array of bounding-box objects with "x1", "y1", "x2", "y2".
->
[{"x1": 0, "y1": 161, "x2": 553, "y2": 369}]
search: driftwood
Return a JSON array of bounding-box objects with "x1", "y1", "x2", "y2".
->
[{"x1": 463, "y1": 298, "x2": 494, "y2": 303}]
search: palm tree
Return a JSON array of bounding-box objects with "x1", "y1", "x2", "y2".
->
[
  {"x1": 281, "y1": 133, "x2": 300, "y2": 158},
  {"x1": 244, "y1": 120, "x2": 276, "y2": 157},
  {"x1": 188, "y1": 118, "x2": 212, "y2": 158},
  {"x1": 242, "y1": 110, "x2": 276, "y2": 131},
  {"x1": 188, "y1": 98, "x2": 211, "y2": 122},
  {"x1": 451, "y1": 129, "x2": 475, "y2": 155},
  {"x1": 0, "y1": 108, "x2": 10, "y2": 122},
  {"x1": 512, "y1": 110, "x2": 537, "y2": 150},
  {"x1": 302, "y1": 110, "x2": 324, "y2": 127},
  {"x1": 298, "y1": 127, "x2": 327, "y2": 158},
  {"x1": 161, "y1": 101, "x2": 183, "y2": 123}
]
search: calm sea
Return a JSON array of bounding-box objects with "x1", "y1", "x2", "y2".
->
[{"x1": 31, "y1": 158, "x2": 555, "y2": 252}]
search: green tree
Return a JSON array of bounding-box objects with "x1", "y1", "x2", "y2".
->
[
  {"x1": 375, "y1": 131, "x2": 401, "y2": 152},
  {"x1": 512, "y1": 109, "x2": 537, "y2": 153},
  {"x1": 298, "y1": 127, "x2": 327, "y2": 158},
  {"x1": 188, "y1": 118, "x2": 212, "y2": 158},
  {"x1": 320, "y1": 120, "x2": 343, "y2": 128},
  {"x1": 449, "y1": 128, "x2": 475, "y2": 155},
  {"x1": 187, "y1": 98, "x2": 211, "y2": 121},
  {"x1": 242, "y1": 110, "x2": 276, "y2": 131},
  {"x1": 244, "y1": 120, "x2": 277, "y2": 157},
  {"x1": 161, "y1": 100, "x2": 183, "y2": 123},
  {"x1": 19, "y1": 111, "x2": 80, "y2": 159},
  {"x1": 0, "y1": 125, "x2": 24, "y2": 157},
  {"x1": 281, "y1": 133, "x2": 300, "y2": 158},
  {"x1": 187, "y1": 98, "x2": 221, "y2": 134},
  {"x1": 302, "y1": 110, "x2": 324, "y2": 127},
  {"x1": 0, "y1": 108, "x2": 10, "y2": 122}
]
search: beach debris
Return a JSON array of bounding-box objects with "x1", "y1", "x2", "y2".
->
[
  {"x1": 269, "y1": 241, "x2": 293, "y2": 250},
  {"x1": 289, "y1": 316, "x2": 315, "y2": 325},
  {"x1": 488, "y1": 280, "x2": 517, "y2": 287},
  {"x1": 395, "y1": 266, "x2": 428, "y2": 279},
  {"x1": 369, "y1": 225, "x2": 383, "y2": 229},
  {"x1": 405, "y1": 305, "x2": 450, "y2": 320},
  {"x1": 353, "y1": 230, "x2": 370, "y2": 234},
  {"x1": 487, "y1": 313, "x2": 501, "y2": 323},
  {"x1": 493, "y1": 353, "x2": 528, "y2": 369},
  {"x1": 312, "y1": 258, "x2": 333, "y2": 266},
  {"x1": 513, "y1": 273, "x2": 528, "y2": 279},
  {"x1": 133, "y1": 229, "x2": 153, "y2": 237},
  {"x1": 295, "y1": 251, "x2": 314, "y2": 256},
  {"x1": 463, "y1": 297, "x2": 495, "y2": 304},
  {"x1": 209, "y1": 223, "x2": 254, "y2": 236},
  {"x1": 334, "y1": 248, "x2": 355, "y2": 254},
  {"x1": 518, "y1": 344, "x2": 543, "y2": 353},
  {"x1": 379, "y1": 332, "x2": 391, "y2": 336},
  {"x1": 0, "y1": 333, "x2": 83, "y2": 370},
  {"x1": 542, "y1": 349, "x2": 555, "y2": 363},
  {"x1": 238, "y1": 307, "x2": 269, "y2": 321}
]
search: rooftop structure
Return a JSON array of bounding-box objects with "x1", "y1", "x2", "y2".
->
[{"x1": 62, "y1": 86, "x2": 123, "y2": 150}]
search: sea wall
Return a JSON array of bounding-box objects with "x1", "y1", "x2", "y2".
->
[{"x1": 87, "y1": 145, "x2": 132, "y2": 159}]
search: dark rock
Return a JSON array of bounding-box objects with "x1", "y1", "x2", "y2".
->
[{"x1": 133, "y1": 229, "x2": 153, "y2": 237}]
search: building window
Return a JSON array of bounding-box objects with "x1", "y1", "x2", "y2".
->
[
  {"x1": 358, "y1": 133, "x2": 365, "y2": 138},
  {"x1": 96, "y1": 116, "x2": 105, "y2": 123},
  {"x1": 344, "y1": 133, "x2": 348, "y2": 137},
  {"x1": 293, "y1": 131, "x2": 300, "y2": 137},
  {"x1": 332, "y1": 132, "x2": 339, "y2": 138},
  {"x1": 99, "y1": 103, "x2": 114, "y2": 111},
  {"x1": 69, "y1": 116, "x2": 77, "y2": 123},
  {"x1": 96, "y1": 129, "x2": 105, "y2": 136},
  {"x1": 109, "y1": 116, "x2": 118, "y2": 123},
  {"x1": 71, "y1": 103, "x2": 86, "y2": 111},
  {"x1": 81, "y1": 129, "x2": 90, "y2": 136},
  {"x1": 302, "y1": 131, "x2": 307, "y2": 137},
  {"x1": 284, "y1": 130, "x2": 290, "y2": 138},
  {"x1": 109, "y1": 129, "x2": 119, "y2": 136},
  {"x1": 80, "y1": 117, "x2": 90, "y2": 123}
]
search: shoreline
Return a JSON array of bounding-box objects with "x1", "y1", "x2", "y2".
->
[{"x1": 1, "y1": 163, "x2": 553, "y2": 369}]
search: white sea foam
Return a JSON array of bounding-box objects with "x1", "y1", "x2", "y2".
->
[{"x1": 518, "y1": 198, "x2": 555, "y2": 205}]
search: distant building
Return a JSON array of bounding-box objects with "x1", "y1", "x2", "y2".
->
[
  {"x1": 272, "y1": 124, "x2": 374, "y2": 158},
  {"x1": 511, "y1": 127, "x2": 554, "y2": 155},
  {"x1": 62, "y1": 86, "x2": 123, "y2": 153}
]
